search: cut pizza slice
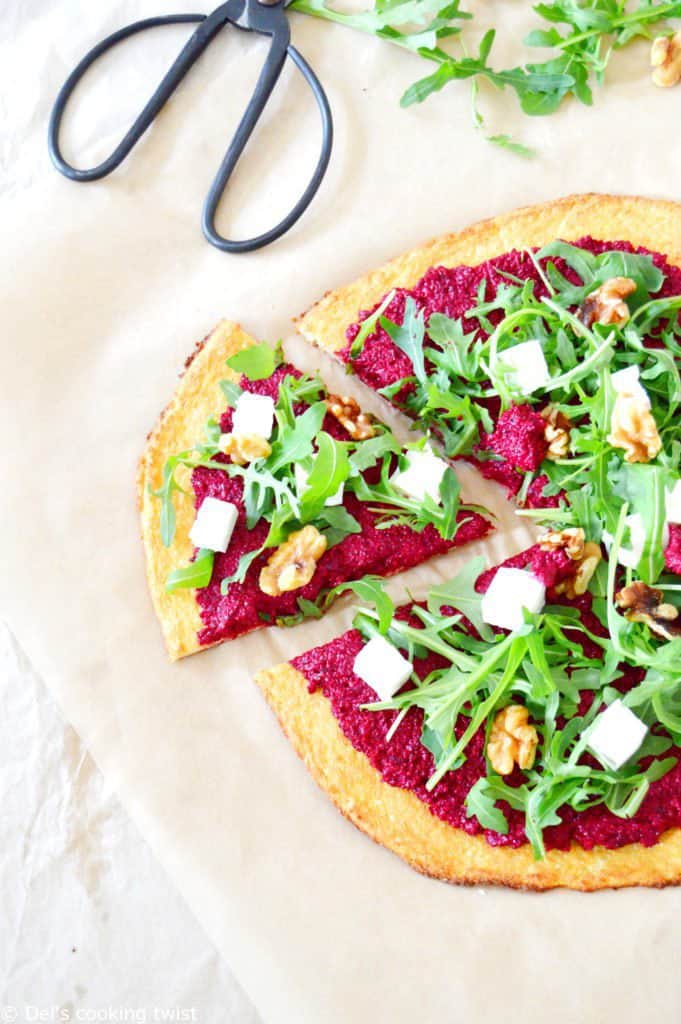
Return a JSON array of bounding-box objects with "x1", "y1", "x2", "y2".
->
[
  {"x1": 296, "y1": 193, "x2": 681, "y2": 575},
  {"x1": 256, "y1": 538, "x2": 681, "y2": 891},
  {"x1": 138, "y1": 321, "x2": 492, "y2": 660}
]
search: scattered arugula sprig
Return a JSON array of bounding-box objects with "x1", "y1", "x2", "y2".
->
[
  {"x1": 344, "y1": 560, "x2": 680, "y2": 859},
  {"x1": 290, "y1": 0, "x2": 681, "y2": 152}
]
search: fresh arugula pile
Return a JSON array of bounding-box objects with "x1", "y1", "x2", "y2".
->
[
  {"x1": 153, "y1": 344, "x2": 481, "y2": 599},
  {"x1": 291, "y1": 0, "x2": 681, "y2": 152},
  {"x1": 339, "y1": 553, "x2": 680, "y2": 859}
]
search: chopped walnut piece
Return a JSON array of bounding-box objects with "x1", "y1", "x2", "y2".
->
[
  {"x1": 551, "y1": 538, "x2": 602, "y2": 599},
  {"x1": 220, "y1": 432, "x2": 272, "y2": 466},
  {"x1": 541, "y1": 406, "x2": 572, "y2": 460},
  {"x1": 616, "y1": 581, "x2": 681, "y2": 641},
  {"x1": 608, "y1": 391, "x2": 662, "y2": 463},
  {"x1": 487, "y1": 704, "x2": 539, "y2": 776},
  {"x1": 651, "y1": 32, "x2": 681, "y2": 88},
  {"x1": 578, "y1": 277, "x2": 637, "y2": 328},
  {"x1": 259, "y1": 525, "x2": 327, "y2": 597},
  {"x1": 326, "y1": 394, "x2": 376, "y2": 440},
  {"x1": 539, "y1": 527, "x2": 585, "y2": 561}
]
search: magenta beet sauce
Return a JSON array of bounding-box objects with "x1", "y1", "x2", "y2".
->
[
  {"x1": 292, "y1": 545, "x2": 681, "y2": 853},
  {"x1": 192, "y1": 366, "x2": 491, "y2": 646}
]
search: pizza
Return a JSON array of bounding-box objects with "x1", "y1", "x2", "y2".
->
[
  {"x1": 253, "y1": 194, "x2": 681, "y2": 889},
  {"x1": 141, "y1": 194, "x2": 681, "y2": 888},
  {"x1": 138, "y1": 321, "x2": 491, "y2": 659}
]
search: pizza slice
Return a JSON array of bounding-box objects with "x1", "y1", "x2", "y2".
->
[
  {"x1": 256, "y1": 539, "x2": 681, "y2": 891},
  {"x1": 296, "y1": 194, "x2": 681, "y2": 573},
  {"x1": 138, "y1": 321, "x2": 492, "y2": 659}
]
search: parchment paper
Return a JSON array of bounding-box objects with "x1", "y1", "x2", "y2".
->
[{"x1": 4, "y1": 2, "x2": 681, "y2": 1020}]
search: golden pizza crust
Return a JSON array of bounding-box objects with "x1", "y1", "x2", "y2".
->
[
  {"x1": 138, "y1": 321, "x2": 256, "y2": 660},
  {"x1": 296, "y1": 193, "x2": 681, "y2": 354},
  {"x1": 256, "y1": 662, "x2": 681, "y2": 891},
  {"x1": 285, "y1": 193, "x2": 681, "y2": 888}
]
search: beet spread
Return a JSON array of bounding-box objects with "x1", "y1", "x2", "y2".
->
[
  {"x1": 292, "y1": 546, "x2": 681, "y2": 853},
  {"x1": 191, "y1": 366, "x2": 491, "y2": 646}
]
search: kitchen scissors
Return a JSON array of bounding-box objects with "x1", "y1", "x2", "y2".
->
[{"x1": 48, "y1": 0, "x2": 333, "y2": 253}]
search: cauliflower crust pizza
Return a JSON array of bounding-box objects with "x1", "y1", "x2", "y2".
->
[{"x1": 253, "y1": 194, "x2": 681, "y2": 890}]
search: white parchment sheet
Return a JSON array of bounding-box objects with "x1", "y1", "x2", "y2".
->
[{"x1": 3, "y1": 2, "x2": 681, "y2": 1021}]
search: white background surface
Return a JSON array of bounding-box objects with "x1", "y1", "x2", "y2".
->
[
  {"x1": 4, "y1": 1, "x2": 681, "y2": 1022},
  {"x1": 0, "y1": 622, "x2": 260, "y2": 1023}
]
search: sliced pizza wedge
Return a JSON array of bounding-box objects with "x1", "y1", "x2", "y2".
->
[
  {"x1": 138, "y1": 321, "x2": 492, "y2": 659},
  {"x1": 256, "y1": 541, "x2": 681, "y2": 891},
  {"x1": 296, "y1": 193, "x2": 681, "y2": 568}
]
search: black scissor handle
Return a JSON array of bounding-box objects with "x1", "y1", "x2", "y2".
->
[
  {"x1": 202, "y1": 42, "x2": 333, "y2": 253},
  {"x1": 48, "y1": 12, "x2": 215, "y2": 182},
  {"x1": 47, "y1": 1, "x2": 333, "y2": 253}
]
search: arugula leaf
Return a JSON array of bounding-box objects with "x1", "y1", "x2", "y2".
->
[
  {"x1": 465, "y1": 777, "x2": 510, "y2": 834},
  {"x1": 269, "y1": 401, "x2": 327, "y2": 472},
  {"x1": 427, "y1": 556, "x2": 493, "y2": 640},
  {"x1": 314, "y1": 505, "x2": 361, "y2": 547},
  {"x1": 350, "y1": 290, "x2": 397, "y2": 357},
  {"x1": 165, "y1": 549, "x2": 214, "y2": 592},
  {"x1": 226, "y1": 343, "x2": 280, "y2": 381},
  {"x1": 299, "y1": 432, "x2": 350, "y2": 520},
  {"x1": 381, "y1": 297, "x2": 427, "y2": 385},
  {"x1": 220, "y1": 546, "x2": 265, "y2": 593},
  {"x1": 220, "y1": 379, "x2": 243, "y2": 407}
]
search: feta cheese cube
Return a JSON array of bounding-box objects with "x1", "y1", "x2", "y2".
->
[
  {"x1": 232, "y1": 392, "x2": 275, "y2": 439},
  {"x1": 480, "y1": 567, "x2": 546, "y2": 632},
  {"x1": 667, "y1": 480, "x2": 681, "y2": 524},
  {"x1": 189, "y1": 497, "x2": 238, "y2": 553},
  {"x1": 588, "y1": 699, "x2": 647, "y2": 771},
  {"x1": 294, "y1": 464, "x2": 344, "y2": 506},
  {"x1": 602, "y1": 513, "x2": 646, "y2": 569},
  {"x1": 499, "y1": 340, "x2": 550, "y2": 395},
  {"x1": 353, "y1": 635, "x2": 414, "y2": 701},
  {"x1": 611, "y1": 365, "x2": 650, "y2": 408},
  {"x1": 391, "y1": 448, "x2": 448, "y2": 503}
]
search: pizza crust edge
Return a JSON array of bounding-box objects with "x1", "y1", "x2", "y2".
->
[
  {"x1": 295, "y1": 192, "x2": 681, "y2": 354},
  {"x1": 137, "y1": 321, "x2": 256, "y2": 660},
  {"x1": 255, "y1": 661, "x2": 681, "y2": 891}
]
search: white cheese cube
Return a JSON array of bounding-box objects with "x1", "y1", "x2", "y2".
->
[
  {"x1": 232, "y1": 392, "x2": 275, "y2": 439},
  {"x1": 666, "y1": 480, "x2": 681, "y2": 524},
  {"x1": 611, "y1": 365, "x2": 650, "y2": 408},
  {"x1": 480, "y1": 567, "x2": 546, "y2": 632},
  {"x1": 602, "y1": 513, "x2": 646, "y2": 569},
  {"x1": 294, "y1": 464, "x2": 344, "y2": 507},
  {"x1": 353, "y1": 635, "x2": 414, "y2": 701},
  {"x1": 189, "y1": 497, "x2": 238, "y2": 553},
  {"x1": 499, "y1": 340, "x2": 550, "y2": 395},
  {"x1": 391, "y1": 448, "x2": 448, "y2": 503},
  {"x1": 588, "y1": 699, "x2": 647, "y2": 771}
]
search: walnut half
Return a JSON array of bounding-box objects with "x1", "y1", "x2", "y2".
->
[
  {"x1": 326, "y1": 394, "x2": 376, "y2": 440},
  {"x1": 220, "y1": 432, "x2": 271, "y2": 466},
  {"x1": 578, "y1": 277, "x2": 636, "y2": 329},
  {"x1": 541, "y1": 528, "x2": 602, "y2": 599},
  {"x1": 487, "y1": 704, "x2": 539, "y2": 776},
  {"x1": 259, "y1": 525, "x2": 327, "y2": 597},
  {"x1": 651, "y1": 32, "x2": 681, "y2": 88},
  {"x1": 616, "y1": 581, "x2": 681, "y2": 641},
  {"x1": 541, "y1": 406, "x2": 572, "y2": 460},
  {"x1": 608, "y1": 392, "x2": 662, "y2": 464}
]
